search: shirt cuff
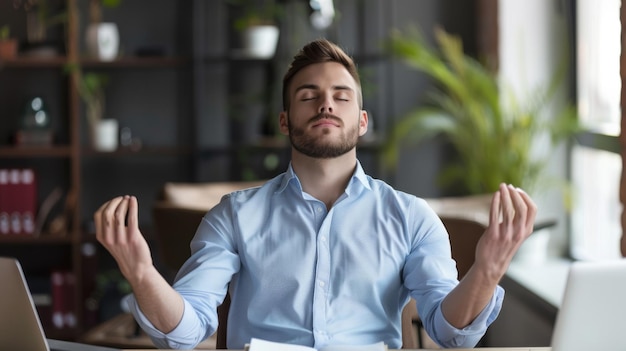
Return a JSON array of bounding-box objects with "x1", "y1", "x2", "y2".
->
[
  {"x1": 124, "y1": 294, "x2": 206, "y2": 349},
  {"x1": 433, "y1": 285, "x2": 505, "y2": 347}
]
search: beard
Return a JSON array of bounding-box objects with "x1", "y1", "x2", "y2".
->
[{"x1": 287, "y1": 112, "x2": 360, "y2": 159}]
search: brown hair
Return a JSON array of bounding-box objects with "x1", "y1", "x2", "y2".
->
[{"x1": 282, "y1": 38, "x2": 362, "y2": 110}]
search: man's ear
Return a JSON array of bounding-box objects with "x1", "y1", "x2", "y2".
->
[
  {"x1": 358, "y1": 110, "x2": 368, "y2": 136},
  {"x1": 279, "y1": 111, "x2": 289, "y2": 135}
]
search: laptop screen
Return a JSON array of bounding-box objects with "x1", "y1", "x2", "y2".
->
[
  {"x1": 0, "y1": 256, "x2": 51, "y2": 351},
  {"x1": 551, "y1": 259, "x2": 626, "y2": 351}
]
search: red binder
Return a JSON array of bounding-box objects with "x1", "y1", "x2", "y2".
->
[
  {"x1": 0, "y1": 169, "x2": 9, "y2": 235},
  {"x1": 19, "y1": 168, "x2": 37, "y2": 235},
  {"x1": 50, "y1": 270, "x2": 65, "y2": 329},
  {"x1": 8, "y1": 169, "x2": 21, "y2": 235},
  {"x1": 64, "y1": 271, "x2": 77, "y2": 329},
  {"x1": 4, "y1": 168, "x2": 37, "y2": 236}
]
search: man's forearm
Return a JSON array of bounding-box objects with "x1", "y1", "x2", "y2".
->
[
  {"x1": 440, "y1": 264, "x2": 499, "y2": 328},
  {"x1": 129, "y1": 265, "x2": 185, "y2": 333}
]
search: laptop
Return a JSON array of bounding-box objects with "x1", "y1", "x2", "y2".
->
[
  {"x1": 551, "y1": 259, "x2": 626, "y2": 351},
  {"x1": 0, "y1": 256, "x2": 119, "y2": 351}
]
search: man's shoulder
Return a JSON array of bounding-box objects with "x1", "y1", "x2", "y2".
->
[
  {"x1": 224, "y1": 176, "x2": 284, "y2": 202},
  {"x1": 364, "y1": 177, "x2": 430, "y2": 207}
]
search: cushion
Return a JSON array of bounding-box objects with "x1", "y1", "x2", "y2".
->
[{"x1": 162, "y1": 181, "x2": 266, "y2": 210}]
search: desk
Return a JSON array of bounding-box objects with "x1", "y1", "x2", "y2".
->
[{"x1": 125, "y1": 349, "x2": 551, "y2": 351}]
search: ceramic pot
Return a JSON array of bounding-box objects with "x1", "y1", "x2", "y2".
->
[
  {"x1": 86, "y1": 23, "x2": 120, "y2": 61},
  {"x1": 0, "y1": 39, "x2": 18, "y2": 59},
  {"x1": 93, "y1": 119, "x2": 119, "y2": 152},
  {"x1": 242, "y1": 25, "x2": 279, "y2": 58}
]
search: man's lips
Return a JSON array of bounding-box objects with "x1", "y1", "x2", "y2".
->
[{"x1": 312, "y1": 119, "x2": 340, "y2": 128}]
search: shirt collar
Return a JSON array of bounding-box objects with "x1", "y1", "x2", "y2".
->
[{"x1": 277, "y1": 160, "x2": 371, "y2": 195}]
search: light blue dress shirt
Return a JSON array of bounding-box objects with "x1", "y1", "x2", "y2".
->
[{"x1": 126, "y1": 161, "x2": 504, "y2": 349}]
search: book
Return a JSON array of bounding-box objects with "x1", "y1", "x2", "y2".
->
[
  {"x1": 50, "y1": 270, "x2": 65, "y2": 329},
  {"x1": 247, "y1": 338, "x2": 387, "y2": 351},
  {"x1": 0, "y1": 169, "x2": 9, "y2": 235},
  {"x1": 8, "y1": 169, "x2": 22, "y2": 235},
  {"x1": 1, "y1": 168, "x2": 37, "y2": 235},
  {"x1": 18, "y1": 168, "x2": 37, "y2": 235}
]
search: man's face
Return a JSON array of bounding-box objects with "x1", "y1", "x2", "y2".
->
[{"x1": 280, "y1": 62, "x2": 367, "y2": 159}]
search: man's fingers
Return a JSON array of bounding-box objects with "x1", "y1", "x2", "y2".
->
[
  {"x1": 96, "y1": 196, "x2": 124, "y2": 245},
  {"x1": 500, "y1": 183, "x2": 514, "y2": 224},
  {"x1": 489, "y1": 188, "x2": 501, "y2": 228},
  {"x1": 508, "y1": 184, "x2": 526, "y2": 221},
  {"x1": 114, "y1": 196, "x2": 130, "y2": 244},
  {"x1": 127, "y1": 196, "x2": 139, "y2": 232},
  {"x1": 517, "y1": 188, "x2": 537, "y2": 229}
]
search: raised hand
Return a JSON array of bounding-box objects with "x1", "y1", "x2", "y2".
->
[
  {"x1": 474, "y1": 183, "x2": 538, "y2": 281},
  {"x1": 94, "y1": 195, "x2": 153, "y2": 283}
]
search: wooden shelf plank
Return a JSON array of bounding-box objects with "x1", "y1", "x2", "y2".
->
[
  {"x1": 80, "y1": 146, "x2": 192, "y2": 157},
  {"x1": 0, "y1": 235, "x2": 73, "y2": 244},
  {"x1": 0, "y1": 146, "x2": 73, "y2": 158},
  {"x1": 0, "y1": 57, "x2": 69, "y2": 68},
  {"x1": 79, "y1": 56, "x2": 189, "y2": 68}
]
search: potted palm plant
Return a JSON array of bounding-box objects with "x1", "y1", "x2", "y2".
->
[{"x1": 383, "y1": 26, "x2": 579, "y2": 199}]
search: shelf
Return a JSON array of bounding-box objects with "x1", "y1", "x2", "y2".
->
[
  {"x1": 0, "y1": 146, "x2": 73, "y2": 158},
  {"x1": 0, "y1": 57, "x2": 69, "y2": 68},
  {"x1": 0, "y1": 235, "x2": 74, "y2": 245},
  {"x1": 79, "y1": 56, "x2": 189, "y2": 68},
  {"x1": 80, "y1": 146, "x2": 192, "y2": 157}
]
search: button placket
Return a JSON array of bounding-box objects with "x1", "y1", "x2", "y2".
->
[{"x1": 311, "y1": 203, "x2": 331, "y2": 346}]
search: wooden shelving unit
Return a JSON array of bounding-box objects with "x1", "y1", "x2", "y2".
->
[{"x1": 0, "y1": 0, "x2": 194, "y2": 340}]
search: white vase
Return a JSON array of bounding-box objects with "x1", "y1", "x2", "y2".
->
[
  {"x1": 86, "y1": 23, "x2": 120, "y2": 61},
  {"x1": 94, "y1": 119, "x2": 119, "y2": 152},
  {"x1": 242, "y1": 25, "x2": 279, "y2": 59}
]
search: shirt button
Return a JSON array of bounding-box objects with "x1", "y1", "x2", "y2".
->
[
  {"x1": 320, "y1": 236, "x2": 327, "y2": 242},
  {"x1": 319, "y1": 280, "x2": 325, "y2": 287},
  {"x1": 316, "y1": 206, "x2": 323, "y2": 213}
]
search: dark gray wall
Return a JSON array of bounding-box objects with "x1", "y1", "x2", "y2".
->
[
  {"x1": 0, "y1": 0, "x2": 479, "y2": 227},
  {"x1": 192, "y1": 0, "x2": 478, "y2": 197}
]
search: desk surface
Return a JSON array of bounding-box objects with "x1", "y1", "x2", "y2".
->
[{"x1": 125, "y1": 349, "x2": 552, "y2": 351}]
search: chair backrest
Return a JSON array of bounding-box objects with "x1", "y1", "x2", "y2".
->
[
  {"x1": 401, "y1": 216, "x2": 486, "y2": 348},
  {"x1": 443, "y1": 216, "x2": 486, "y2": 280},
  {"x1": 152, "y1": 205, "x2": 206, "y2": 274}
]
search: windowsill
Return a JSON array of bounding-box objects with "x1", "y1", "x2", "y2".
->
[{"x1": 505, "y1": 257, "x2": 573, "y2": 308}]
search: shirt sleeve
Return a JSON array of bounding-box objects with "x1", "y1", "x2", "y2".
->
[
  {"x1": 431, "y1": 285, "x2": 505, "y2": 347},
  {"x1": 402, "y1": 198, "x2": 505, "y2": 348},
  {"x1": 124, "y1": 295, "x2": 208, "y2": 349}
]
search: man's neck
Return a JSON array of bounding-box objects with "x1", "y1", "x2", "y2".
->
[{"x1": 291, "y1": 150, "x2": 357, "y2": 210}]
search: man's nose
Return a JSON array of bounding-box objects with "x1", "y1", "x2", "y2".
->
[{"x1": 319, "y1": 96, "x2": 334, "y2": 113}]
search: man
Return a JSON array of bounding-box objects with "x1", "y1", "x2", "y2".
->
[{"x1": 95, "y1": 39, "x2": 536, "y2": 349}]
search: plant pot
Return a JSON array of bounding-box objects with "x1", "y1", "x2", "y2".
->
[
  {"x1": 92, "y1": 119, "x2": 119, "y2": 152},
  {"x1": 0, "y1": 39, "x2": 18, "y2": 59},
  {"x1": 241, "y1": 25, "x2": 279, "y2": 59},
  {"x1": 86, "y1": 23, "x2": 120, "y2": 61}
]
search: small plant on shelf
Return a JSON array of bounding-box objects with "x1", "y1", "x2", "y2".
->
[
  {"x1": 65, "y1": 63, "x2": 111, "y2": 146},
  {"x1": 0, "y1": 25, "x2": 18, "y2": 59},
  {"x1": 230, "y1": 0, "x2": 284, "y2": 31}
]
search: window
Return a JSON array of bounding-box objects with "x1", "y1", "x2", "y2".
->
[{"x1": 570, "y1": 0, "x2": 622, "y2": 260}]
